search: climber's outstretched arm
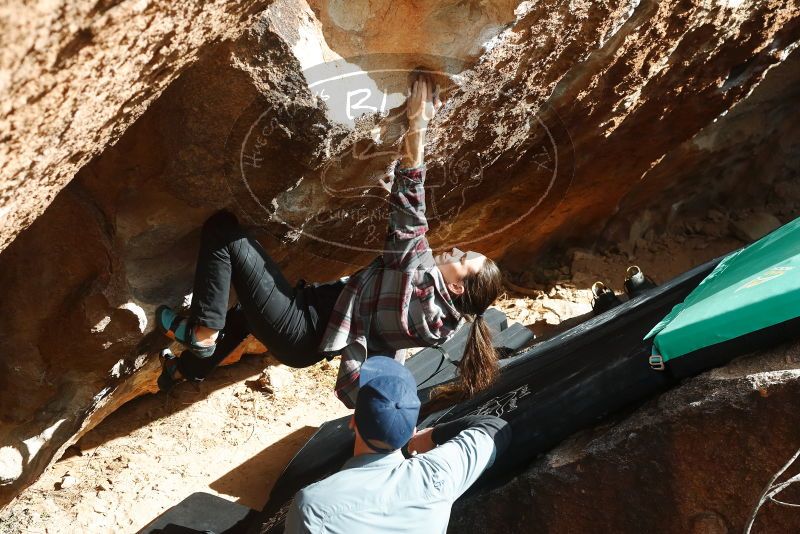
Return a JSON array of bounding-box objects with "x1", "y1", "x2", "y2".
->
[
  {"x1": 401, "y1": 74, "x2": 441, "y2": 168},
  {"x1": 383, "y1": 75, "x2": 442, "y2": 270}
]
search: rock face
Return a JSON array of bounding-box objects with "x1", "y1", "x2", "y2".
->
[
  {"x1": 602, "y1": 35, "x2": 800, "y2": 248},
  {"x1": 1, "y1": 0, "x2": 799, "y2": 508},
  {"x1": 306, "y1": 0, "x2": 520, "y2": 73},
  {"x1": 0, "y1": 0, "x2": 277, "y2": 253},
  {"x1": 450, "y1": 341, "x2": 800, "y2": 533}
]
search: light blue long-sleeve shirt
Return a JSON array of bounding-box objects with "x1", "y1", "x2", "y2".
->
[{"x1": 284, "y1": 425, "x2": 499, "y2": 533}]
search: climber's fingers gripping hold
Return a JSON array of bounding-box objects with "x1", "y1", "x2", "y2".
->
[{"x1": 407, "y1": 73, "x2": 440, "y2": 130}]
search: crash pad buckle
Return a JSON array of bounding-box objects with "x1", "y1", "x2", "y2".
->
[{"x1": 649, "y1": 354, "x2": 665, "y2": 371}]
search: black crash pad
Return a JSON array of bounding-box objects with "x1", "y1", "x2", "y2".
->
[{"x1": 250, "y1": 257, "x2": 729, "y2": 533}]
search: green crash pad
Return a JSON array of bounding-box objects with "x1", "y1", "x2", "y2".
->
[{"x1": 646, "y1": 216, "x2": 800, "y2": 362}]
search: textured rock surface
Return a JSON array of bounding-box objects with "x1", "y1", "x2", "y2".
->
[
  {"x1": 0, "y1": 0, "x2": 278, "y2": 253},
  {"x1": 265, "y1": 0, "x2": 800, "y2": 266},
  {"x1": 0, "y1": 2, "x2": 328, "y2": 505},
  {"x1": 603, "y1": 38, "x2": 800, "y2": 248},
  {"x1": 1, "y1": 0, "x2": 800, "y2": 509},
  {"x1": 306, "y1": 0, "x2": 520, "y2": 73},
  {"x1": 451, "y1": 341, "x2": 800, "y2": 533}
]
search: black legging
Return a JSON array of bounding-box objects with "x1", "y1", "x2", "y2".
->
[{"x1": 177, "y1": 210, "x2": 344, "y2": 380}]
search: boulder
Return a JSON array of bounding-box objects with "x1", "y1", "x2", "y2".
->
[
  {"x1": 732, "y1": 212, "x2": 783, "y2": 243},
  {"x1": 0, "y1": 0, "x2": 276, "y2": 253}
]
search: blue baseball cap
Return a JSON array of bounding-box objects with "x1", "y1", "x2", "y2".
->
[{"x1": 355, "y1": 356, "x2": 421, "y2": 452}]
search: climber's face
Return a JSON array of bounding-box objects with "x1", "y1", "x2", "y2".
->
[{"x1": 435, "y1": 247, "x2": 486, "y2": 297}]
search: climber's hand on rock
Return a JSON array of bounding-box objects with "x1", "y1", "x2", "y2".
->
[
  {"x1": 406, "y1": 74, "x2": 441, "y2": 131},
  {"x1": 402, "y1": 73, "x2": 441, "y2": 167}
]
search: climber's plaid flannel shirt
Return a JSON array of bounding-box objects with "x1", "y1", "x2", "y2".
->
[{"x1": 318, "y1": 165, "x2": 462, "y2": 408}]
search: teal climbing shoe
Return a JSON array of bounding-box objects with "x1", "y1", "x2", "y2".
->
[{"x1": 155, "y1": 305, "x2": 216, "y2": 358}]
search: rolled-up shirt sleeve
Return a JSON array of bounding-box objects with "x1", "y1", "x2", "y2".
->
[{"x1": 383, "y1": 166, "x2": 430, "y2": 271}]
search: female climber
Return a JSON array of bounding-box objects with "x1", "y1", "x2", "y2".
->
[{"x1": 156, "y1": 74, "x2": 503, "y2": 407}]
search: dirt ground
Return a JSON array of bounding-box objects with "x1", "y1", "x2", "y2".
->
[
  {"x1": 0, "y1": 206, "x2": 787, "y2": 533},
  {"x1": 0, "y1": 355, "x2": 349, "y2": 533}
]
